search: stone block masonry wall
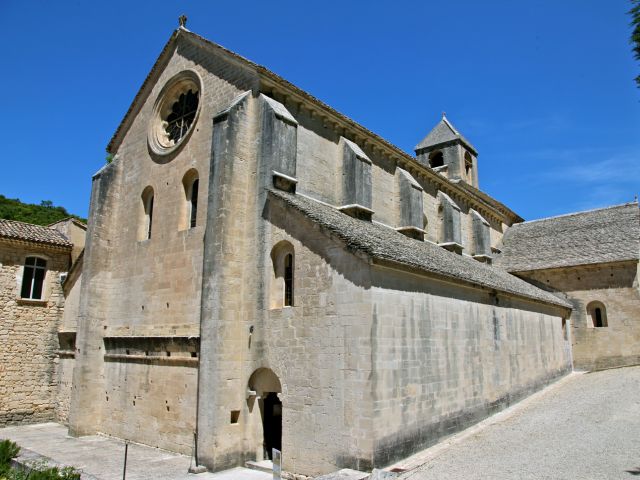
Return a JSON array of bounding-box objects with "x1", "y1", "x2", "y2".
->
[
  {"x1": 54, "y1": 356, "x2": 75, "y2": 423},
  {"x1": 368, "y1": 267, "x2": 571, "y2": 467},
  {"x1": 519, "y1": 262, "x2": 640, "y2": 371},
  {"x1": 0, "y1": 241, "x2": 69, "y2": 426},
  {"x1": 70, "y1": 34, "x2": 260, "y2": 452},
  {"x1": 102, "y1": 360, "x2": 198, "y2": 453},
  {"x1": 262, "y1": 206, "x2": 375, "y2": 476},
  {"x1": 54, "y1": 266, "x2": 81, "y2": 424}
]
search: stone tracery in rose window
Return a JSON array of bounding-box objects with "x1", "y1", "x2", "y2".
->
[{"x1": 165, "y1": 89, "x2": 199, "y2": 144}]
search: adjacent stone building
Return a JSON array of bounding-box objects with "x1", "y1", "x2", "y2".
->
[
  {"x1": 0, "y1": 218, "x2": 84, "y2": 426},
  {"x1": 64, "y1": 25, "x2": 578, "y2": 477},
  {"x1": 496, "y1": 203, "x2": 640, "y2": 371}
]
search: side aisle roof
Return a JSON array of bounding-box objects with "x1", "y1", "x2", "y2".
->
[{"x1": 268, "y1": 189, "x2": 572, "y2": 310}]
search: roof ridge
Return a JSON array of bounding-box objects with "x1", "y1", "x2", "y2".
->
[
  {"x1": 0, "y1": 218, "x2": 64, "y2": 230},
  {"x1": 0, "y1": 218, "x2": 73, "y2": 248},
  {"x1": 516, "y1": 201, "x2": 639, "y2": 226},
  {"x1": 47, "y1": 217, "x2": 87, "y2": 228},
  {"x1": 442, "y1": 116, "x2": 459, "y2": 135}
]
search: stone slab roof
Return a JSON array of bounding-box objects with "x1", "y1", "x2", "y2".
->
[
  {"x1": 495, "y1": 202, "x2": 640, "y2": 272},
  {"x1": 268, "y1": 189, "x2": 571, "y2": 309},
  {"x1": 0, "y1": 219, "x2": 73, "y2": 248},
  {"x1": 415, "y1": 116, "x2": 477, "y2": 154}
]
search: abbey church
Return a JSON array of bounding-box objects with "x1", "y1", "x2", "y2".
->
[{"x1": 1, "y1": 24, "x2": 638, "y2": 478}]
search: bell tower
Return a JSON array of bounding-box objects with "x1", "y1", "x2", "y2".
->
[{"x1": 415, "y1": 113, "x2": 479, "y2": 188}]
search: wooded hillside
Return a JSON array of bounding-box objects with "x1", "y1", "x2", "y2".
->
[{"x1": 0, "y1": 195, "x2": 86, "y2": 226}]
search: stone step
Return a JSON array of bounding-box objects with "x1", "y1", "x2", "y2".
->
[{"x1": 245, "y1": 460, "x2": 273, "y2": 474}]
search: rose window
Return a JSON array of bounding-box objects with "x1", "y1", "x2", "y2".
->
[{"x1": 165, "y1": 89, "x2": 199, "y2": 144}]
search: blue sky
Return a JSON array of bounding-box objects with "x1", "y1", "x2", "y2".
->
[{"x1": 1, "y1": 1, "x2": 638, "y2": 220}]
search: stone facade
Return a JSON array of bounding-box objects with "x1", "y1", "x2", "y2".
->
[
  {"x1": 0, "y1": 240, "x2": 69, "y2": 426},
  {"x1": 64, "y1": 27, "x2": 576, "y2": 478}
]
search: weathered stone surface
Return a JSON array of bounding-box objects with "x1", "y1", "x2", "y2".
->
[
  {"x1": 515, "y1": 262, "x2": 640, "y2": 371},
  {"x1": 0, "y1": 240, "x2": 70, "y2": 426},
  {"x1": 56, "y1": 26, "x2": 581, "y2": 480}
]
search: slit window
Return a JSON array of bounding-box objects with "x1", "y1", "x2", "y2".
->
[
  {"x1": 21, "y1": 257, "x2": 47, "y2": 300},
  {"x1": 141, "y1": 187, "x2": 155, "y2": 240},
  {"x1": 189, "y1": 179, "x2": 199, "y2": 228},
  {"x1": 284, "y1": 253, "x2": 293, "y2": 307},
  {"x1": 146, "y1": 195, "x2": 154, "y2": 239}
]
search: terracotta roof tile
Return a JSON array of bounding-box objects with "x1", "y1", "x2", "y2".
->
[{"x1": 0, "y1": 219, "x2": 73, "y2": 248}]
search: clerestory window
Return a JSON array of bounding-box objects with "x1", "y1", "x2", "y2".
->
[{"x1": 21, "y1": 257, "x2": 47, "y2": 300}]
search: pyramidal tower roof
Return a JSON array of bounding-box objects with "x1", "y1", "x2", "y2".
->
[{"x1": 415, "y1": 114, "x2": 477, "y2": 155}]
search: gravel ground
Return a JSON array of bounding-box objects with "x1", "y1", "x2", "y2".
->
[{"x1": 400, "y1": 366, "x2": 640, "y2": 480}]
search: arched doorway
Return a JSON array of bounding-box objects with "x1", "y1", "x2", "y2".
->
[{"x1": 248, "y1": 368, "x2": 282, "y2": 460}]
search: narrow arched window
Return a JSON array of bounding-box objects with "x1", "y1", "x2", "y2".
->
[
  {"x1": 270, "y1": 241, "x2": 294, "y2": 309},
  {"x1": 189, "y1": 179, "x2": 199, "y2": 228},
  {"x1": 141, "y1": 187, "x2": 155, "y2": 240},
  {"x1": 21, "y1": 257, "x2": 47, "y2": 300},
  {"x1": 284, "y1": 253, "x2": 293, "y2": 307},
  {"x1": 587, "y1": 301, "x2": 608, "y2": 328},
  {"x1": 181, "y1": 169, "x2": 200, "y2": 230}
]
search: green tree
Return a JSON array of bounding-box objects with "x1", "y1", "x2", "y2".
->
[{"x1": 0, "y1": 195, "x2": 86, "y2": 225}]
